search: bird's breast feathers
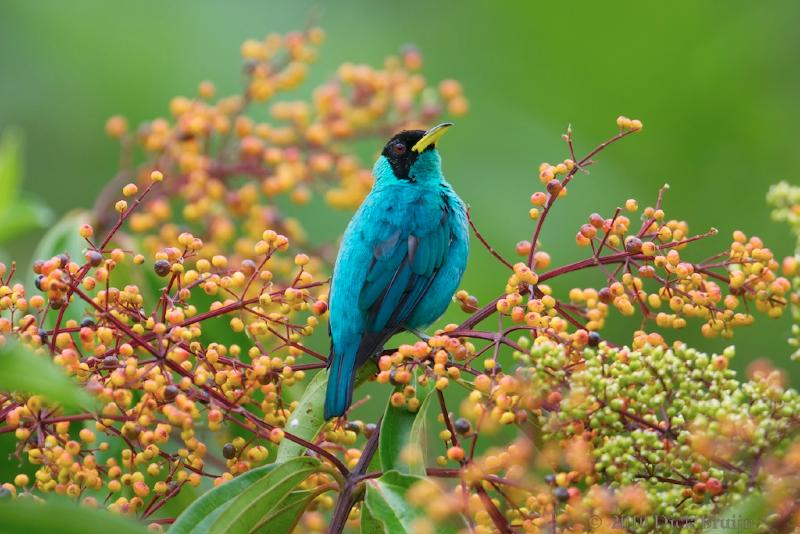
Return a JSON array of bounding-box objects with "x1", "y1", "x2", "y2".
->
[{"x1": 330, "y1": 183, "x2": 468, "y2": 330}]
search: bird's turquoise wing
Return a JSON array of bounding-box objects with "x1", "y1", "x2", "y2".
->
[
  {"x1": 354, "y1": 205, "x2": 452, "y2": 367},
  {"x1": 325, "y1": 186, "x2": 467, "y2": 420}
]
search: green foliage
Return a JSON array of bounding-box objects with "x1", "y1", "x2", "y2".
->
[
  {"x1": 277, "y1": 362, "x2": 378, "y2": 462},
  {"x1": 768, "y1": 182, "x2": 800, "y2": 251},
  {"x1": 274, "y1": 368, "x2": 447, "y2": 532},
  {"x1": 535, "y1": 340, "x2": 799, "y2": 525},
  {"x1": 0, "y1": 341, "x2": 93, "y2": 410},
  {"x1": 173, "y1": 458, "x2": 323, "y2": 534},
  {"x1": 0, "y1": 497, "x2": 147, "y2": 534},
  {"x1": 276, "y1": 371, "x2": 329, "y2": 463},
  {"x1": 201, "y1": 457, "x2": 319, "y2": 534},
  {"x1": 379, "y1": 383, "x2": 434, "y2": 477},
  {"x1": 254, "y1": 487, "x2": 321, "y2": 533},
  {"x1": 0, "y1": 129, "x2": 52, "y2": 244},
  {"x1": 768, "y1": 181, "x2": 800, "y2": 362},
  {"x1": 704, "y1": 493, "x2": 767, "y2": 534},
  {"x1": 0, "y1": 128, "x2": 22, "y2": 207},
  {"x1": 0, "y1": 202, "x2": 53, "y2": 245},
  {"x1": 170, "y1": 464, "x2": 279, "y2": 534},
  {"x1": 362, "y1": 471, "x2": 465, "y2": 534}
]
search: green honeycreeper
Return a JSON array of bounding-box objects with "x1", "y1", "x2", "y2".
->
[{"x1": 324, "y1": 123, "x2": 469, "y2": 419}]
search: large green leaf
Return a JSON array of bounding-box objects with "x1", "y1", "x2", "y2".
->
[
  {"x1": 363, "y1": 471, "x2": 465, "y2": 534},
  {"x1": 0, "y1": 196, "x2": 52, "y2": 243},
  {"x1": 0, "y1": 128, "x2": 22, "y2": 209},
  {"x1": 0, "y1": 341, "x2": 94, "y2": 411},
  {"x1": 171, "y1": 463, "x2": 278, "y2": 534},
  {"x1": 207, "y1": 456, "x2": 320, "y2": 534},
  {"x1": 379, "y1": 381, "x2": 434, "y2": 476},
  {"x1": 0, "y1": 496, "x2": 147, "y2": 534},
  {"x1": 0, "y1": 129, "x2": 52, "y2": 242},
  {"x1": 276, "y1": 361, "x2": 378, "y2": 462},
  {"x1": 276, "y1": 370, "x2": 329, "y2": 462},
  {"x1": 251, "y1": 487, "x2": 318, "y2": 533},
  {"x1": 705, "y1": 493, "x2": 767, "y2": 533},
  {"x1": 360, "y1": 503, "x2": 385, "y2": 534}
]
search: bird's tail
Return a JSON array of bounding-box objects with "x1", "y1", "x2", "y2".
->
[{"x1": 324, "y1": 347, "x2": 356, "y2": 420}]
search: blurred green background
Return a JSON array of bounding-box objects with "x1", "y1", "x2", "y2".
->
[{"x1": 1, "y1": 0, "x2": 799, "y2": 380}]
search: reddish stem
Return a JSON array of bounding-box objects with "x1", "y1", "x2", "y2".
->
[{"x1": 527, "y1": 128, "x2": 637, "y2": 268}]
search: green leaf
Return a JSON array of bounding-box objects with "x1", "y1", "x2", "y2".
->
[
  {"x1": 172, "y1": 466, "x2": 319, "y2": 534},
  {"x1": 363, "y1": 471, "x2": 465, "y2": 534},
  {"x1": 0, "y1": 496, "x2": 148, "y2": 534},
  {"x1": 364, "y1": 472, "x2": 419, "y2": 533},
  {"x1": 171, "y1": 463, "x2": 278, "y2": 534},
  {"x1": 208, "y1": 456, "x2": 320, "y2": 534},
  {"x1": 276, "y1": 370, "x2": 328, "y2": 462},
  {"x1": 360, "y1": 503, "x2": 386, "y2": 534},
  {"x1": 379, "y1": 381, "x2": 434, "y2": 476},
  {"x1": 251, "y1": 487, "x2": 318, "y2": 533},
  {"x1": 0, "y1": 341, "x2": 93, "y2": 410},
  {"x1": 0, "y1": 128, "x2": 22, "y2": 209},
  {"x1": 0, "y1": 129, "x2": 52, "y2": 242},
  {"x1": 705, "y1": 493, "x2": 767, "y2": 533},
  {"x1": 0, "y1": 196, "x2": 53, "y2": 243},
  {"x1": 29, "y1": 210, "x2": 92, "y2": 329},
  {"x1": 276, "y1": 361, "x2": 378, "y2": 462}
]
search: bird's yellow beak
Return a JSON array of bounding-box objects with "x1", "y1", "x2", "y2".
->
[{"x1": 411, "y1": 122, "x2": 453, "y2": 153}]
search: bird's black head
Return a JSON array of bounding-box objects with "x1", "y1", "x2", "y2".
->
[
  {"x1": 380, "y1": 123, "x2": 452, "y2": 182},
  {"x1": 381, "y1": 130, "x2": 426, "y2": 182}
]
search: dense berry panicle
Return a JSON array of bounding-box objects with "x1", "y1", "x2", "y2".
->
[
  {"x1": 0, "y1": 28, "x2": 798, "y2": 534},
  {"x1": 331, "y1": 121, "x2": 799, "y2": 532},
  {"x1": 768, "y1": 181, "x2": 800, "y2": 362},
  {"x1": 0, "y1": 29, "x2": 465, "y2": 530}
]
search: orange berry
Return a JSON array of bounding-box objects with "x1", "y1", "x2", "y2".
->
[
  {"x1": 446, "y1": 446, "x2": 465, "y2": 462},
  {"x1": 105, "y1": 115, "x2": 128, "y2": 138},
  {"x1": 79, "y1": 224, "x2": 94, "y2": 238},
  {"x1": 122, "y1": 183, "x2": 138, "y2": 197}
]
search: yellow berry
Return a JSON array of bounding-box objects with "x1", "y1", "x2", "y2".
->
[
  {"x1": 122, "y1": 183, "x2": 139, "y2": 197},
  {"x1": 79, "y1": 224, "x2": 94, "y2": 238}
]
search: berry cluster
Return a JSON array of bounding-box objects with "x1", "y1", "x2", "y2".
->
[
  {"x1": 768, "y1": 181, "x2": 800, "y2": 361},
  {"x1": 0, "y1": 30, "x2": 463, "y2": 530},
  {"x1": 342, "y1": 123, "x2": 798, "y2": 533}
]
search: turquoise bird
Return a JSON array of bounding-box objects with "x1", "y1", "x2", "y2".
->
[{"x1": 324, "y1": 123, "x2": 469, "y2": 419}]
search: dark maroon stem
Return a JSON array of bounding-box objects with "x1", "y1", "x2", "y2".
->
[{"x1": 328, "y1": 420, "x2": 382, "y2": 534}]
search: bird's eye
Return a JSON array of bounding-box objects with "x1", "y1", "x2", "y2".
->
[{"x1": 392, "y1": 142, "x2": 407, "y2": 155}]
